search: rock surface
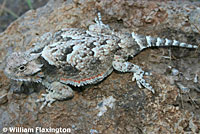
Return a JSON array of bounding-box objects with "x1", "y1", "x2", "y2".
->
[{"x1": 0, "y1": 0, "x2": 200, "y2": 133}]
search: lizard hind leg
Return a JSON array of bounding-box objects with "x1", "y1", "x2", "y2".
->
[
  {"x1": 36, "y1": 82, "x2": 74, "y2": 110},
  {"x1": 95, "y1": 12, "x2": 104, "y2": 25},
  {"x1": 88, "y1": 12, "x2": 112, "y2": 34},
  {"x1": 112, "y1": 55, "x2": 155, "y2": 93}
]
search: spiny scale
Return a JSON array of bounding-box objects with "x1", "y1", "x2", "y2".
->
[
  {"x1": 60, "y1": 67, "x2": 113, "y2": 87},
  {"x1": 132, "y1": 32, "x2": 197, "y2": 51},
  {"x1": 59, "y1": 31, "x2": 197, "y2": 87}
]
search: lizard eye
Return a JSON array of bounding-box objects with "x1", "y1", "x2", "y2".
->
[{"x1": 18, "y1": 65, "x2": 26, "y2": 71}]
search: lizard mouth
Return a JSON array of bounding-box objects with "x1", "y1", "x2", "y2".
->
[
  {"x1": 5, "y1": 70, "x2": 44, "y2": 83},
  {"x1": 4, "y1": 52, "x2": 44, "y2": 83}
]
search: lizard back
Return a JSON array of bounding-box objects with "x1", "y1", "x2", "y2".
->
[{"x1": 41, "y1": 28, "x2": 120, "y2": 86}]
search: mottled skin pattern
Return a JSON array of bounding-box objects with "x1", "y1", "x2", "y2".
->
[{"x1": 4, "y1": 13, "x2": 198, "y2": 109}]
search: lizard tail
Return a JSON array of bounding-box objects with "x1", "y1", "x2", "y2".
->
[{"x1": 131, "y1": 32, "x2": 198, "y2": 51}]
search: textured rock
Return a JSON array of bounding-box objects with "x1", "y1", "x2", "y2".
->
[
  {"x1": 0, "y1": 0, "x2": 200, "y2": 133},
  {"x1": 189, "y1": 7, "x2": 200, "y2": 33}
]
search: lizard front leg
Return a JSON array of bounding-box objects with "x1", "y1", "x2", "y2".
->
[
  {"x1": 112, "y1": 55, "x2": 155, "y2": 93},
  {"x1": 36, "y1": 82, "x2": 74, "y2": 110}
]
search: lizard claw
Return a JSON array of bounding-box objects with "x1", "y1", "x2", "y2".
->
[
  {"x1": 132, "y1": 72, "x2": 154, "y2": 93},
  {"x1": 36, "y1": 82, "x2": 74, "y2": 110},
  {"x1": 36, "y1": 89, "x2": 56, "y2": 110}
]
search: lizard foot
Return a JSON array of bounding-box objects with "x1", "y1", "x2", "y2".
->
[{"x1": 36, "y1": 82, "x2": 74, "y2": 110}]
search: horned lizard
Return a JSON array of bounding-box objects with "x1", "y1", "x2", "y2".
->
[{"x1": 4, "y1": 13, "x2": 198, "y2": 109}]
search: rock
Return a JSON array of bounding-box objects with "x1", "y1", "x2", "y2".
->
[
  {"x1": 0, "y1": 0, "x2": 199, "y2": 134},
  {"x1": 0, "y1": 94, "x2": 8, "y2": 105},
  {"x1": 189, "y1": 8, "x2": 200, "y2": 33},
  {"x1": 171, "y1": 68, "x2": 179, "y2": 76}
]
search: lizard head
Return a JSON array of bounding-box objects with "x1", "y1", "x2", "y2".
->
[{"x1": 4, "y1": 52, "x2": 44, "y2": 82}]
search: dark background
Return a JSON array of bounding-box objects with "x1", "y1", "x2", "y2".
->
[{"x1": 0, "y1": 0, "x2": 49, "y2": 33}]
